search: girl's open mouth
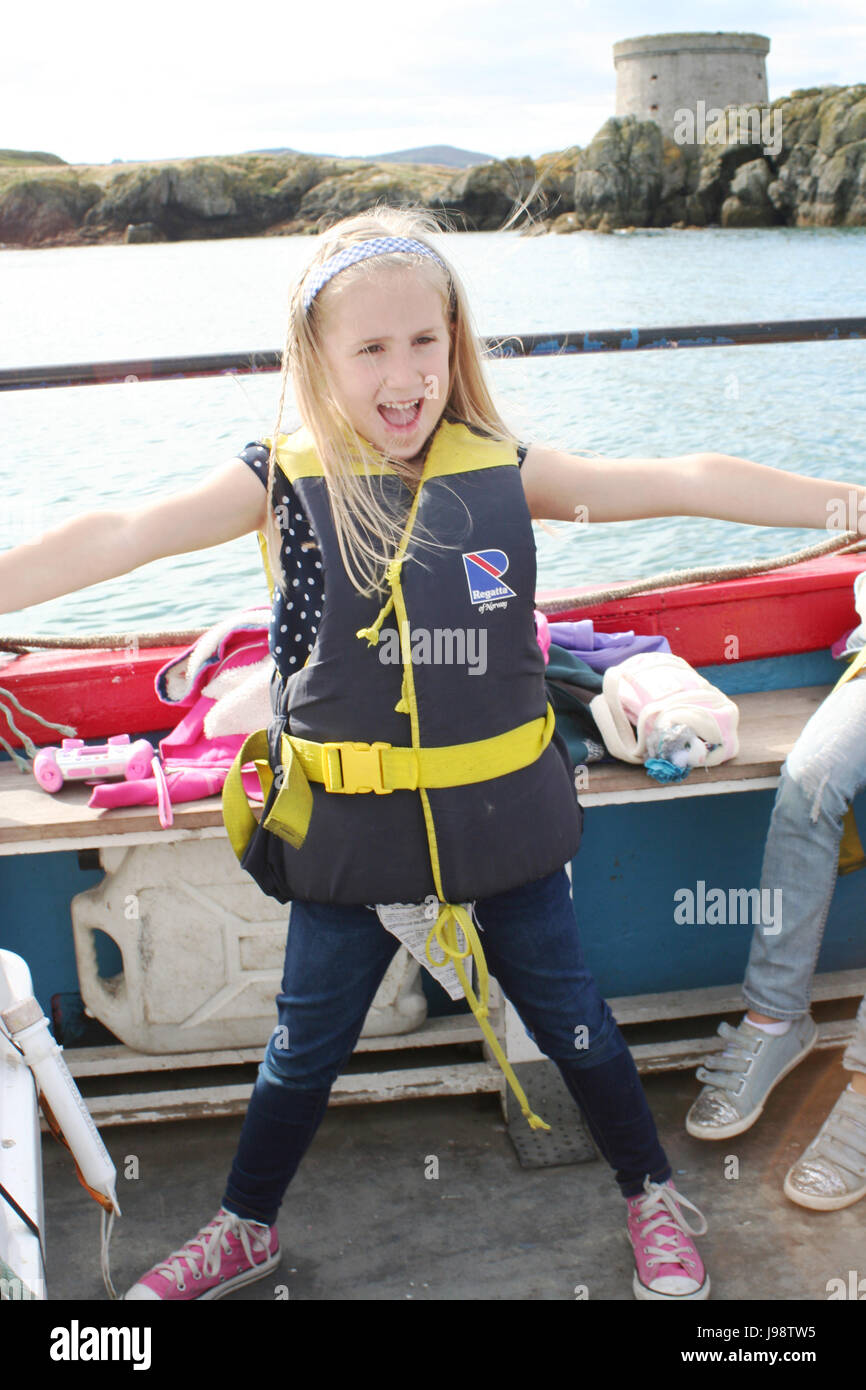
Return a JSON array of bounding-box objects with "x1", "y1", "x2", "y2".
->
[{"x1": 378, "y1": 399, "x2": 422, "y2": 431}]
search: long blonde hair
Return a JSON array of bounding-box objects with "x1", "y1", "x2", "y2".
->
[{"x1": 265, "y1": 207, "x2": 515, "y2": 597}]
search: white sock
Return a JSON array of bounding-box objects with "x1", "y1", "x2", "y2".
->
[{"x1": 747, "y1": 1016, "x2": 791, "y2": 1035}]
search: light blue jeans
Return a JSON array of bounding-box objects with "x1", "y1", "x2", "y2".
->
[{"x1": 743, "y1": 673, "x2": 866, "y2": 1075}]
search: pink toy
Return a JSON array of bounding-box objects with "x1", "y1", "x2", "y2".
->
[
  {"x1": 534, "y1": 609, "x2": 551, "y2": 665},
  {"x1": 32, "y1": 735, "x2": 156, "y2": 794}
]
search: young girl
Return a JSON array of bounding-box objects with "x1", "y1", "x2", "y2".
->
[{"x1": 2, "y1": 208, "x2": 864, "y2": 1303}]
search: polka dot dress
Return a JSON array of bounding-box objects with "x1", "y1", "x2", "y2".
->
[
  {"x1": 239, "y1": 436, "x2": 528, "y2": 683},
  {"x1": 239, "y1": 442, "x2": 324, "y2": 681}
]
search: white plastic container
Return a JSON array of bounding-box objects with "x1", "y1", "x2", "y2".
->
[{"x1": 72, "y1": 840, "x2": 426, "y2": 1054}]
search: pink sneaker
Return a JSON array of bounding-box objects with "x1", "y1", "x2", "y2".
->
[
  {"x1": 125, "y1": 1207, "x2": 280, "y2": 1301},
  {"x1": 626, "y1": 1178, "x2": 710, "y2": 1300}
]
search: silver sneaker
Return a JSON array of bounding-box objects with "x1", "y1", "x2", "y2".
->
[
  {"x1": 686, "y1": 1014, "x2": 817, "y2": 1140},
  {"x1": 784, "y1": 1084, "x2": 866, "y2": 1210}
]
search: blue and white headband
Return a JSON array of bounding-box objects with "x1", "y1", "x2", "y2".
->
[{"x1": 302, "y1": 236, "x2": 447, "y2": 313}]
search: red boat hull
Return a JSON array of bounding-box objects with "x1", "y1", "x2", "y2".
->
[{"x1": 2, "y1": 553, "x2": 864, "y2": 748}]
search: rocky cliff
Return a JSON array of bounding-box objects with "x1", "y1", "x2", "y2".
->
[
  {"x1": 560, "y1": 85, "x2": 866, "y2": 231},
  {"x1": 1, "y1": 84, "x2": 863, "y2": 248}
]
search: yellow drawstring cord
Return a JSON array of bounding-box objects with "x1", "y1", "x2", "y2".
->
[
  {"x1": 349, "y1": 473, "x2": 549, "y2": 1133},
  {"x1": 426, "y1": 904, "x2": 551, "y2": 1132},
  {"x1": 356, "y1": 560, "x2": 404, "y2": 646}
]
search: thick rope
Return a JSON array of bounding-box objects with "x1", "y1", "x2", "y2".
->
[
  {"x1": 535, "y1": 532, "x2": 866, "y2": 616},
  {"x1": 3, "y1": 536, "x2": 861, "y2": 646},
  {"x1": 0, "y1": 629, "x2": 206, "y2": 654}
]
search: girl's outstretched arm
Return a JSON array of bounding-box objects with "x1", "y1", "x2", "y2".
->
[
  {"x1": 0, "y1": 458, "x2": 268, "y2": 618},
  {"x1": 521, "y1": 446, "x2": 866, "y2": 534}
]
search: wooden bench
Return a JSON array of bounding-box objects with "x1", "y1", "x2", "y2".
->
[
  {"x1": 1, "y1": 683, "x2": 864, "y2": 1128},
  {"x1": 0, "y1": 686, "x2": 836, "y2": 851}
]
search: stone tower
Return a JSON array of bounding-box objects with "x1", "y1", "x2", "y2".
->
[{"x1": 613, "y1": 32, "x2": 770, "y2": 141}]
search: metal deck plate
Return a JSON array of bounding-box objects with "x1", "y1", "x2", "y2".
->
[{"x1": 505, "y1": 1061, "x2": 599, "y2": 1169}]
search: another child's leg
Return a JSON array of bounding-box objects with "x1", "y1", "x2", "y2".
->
[
  {"x1": 126, "y1": 902, "x2": 399, "y2": 1300},
  {"x1": 476, "y1": 869, "x2": 708, "y2": 1300},
  {"x1": 689, "y1": 677, "x2": 866, "y2": 1140},
  {"x1": 784, "y1": 995, "x2": 866, "y2": 1210}
]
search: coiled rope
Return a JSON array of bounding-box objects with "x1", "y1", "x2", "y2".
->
[
  {"x1": 0, "y1": 629, "x2": 206, "y2": 655},
  {"x1": 534, "y1": 532, "x2": 866, "y2": 616}
]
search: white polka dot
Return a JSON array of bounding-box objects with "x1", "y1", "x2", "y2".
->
[
  {"x1": 300, "y1": 611, "x2": 306, "y2": 619},
  {"x1": 287, "y1": 602, "x2": 294, "y2": 610},
  {"x1": 294, "y1": 513, "x2": 303, "y2": 521},
  {"x1": 280, "y1": 625, "x2": 287, "y2": 633},
  {"x1": 311, "y1": 624, "x2": 318, "y2": 633},
  {"x1": 288, "y1": 528, "x2": 294, "y2": 537},
  {"x1": 294, "y1": 633, "x2": 302, "y2": 642},
  {"x1": 282, "y1": 496, "x2": 289, "y2": 503},
  {"x1": 307, "y1": 577, "x2": 315, "y2": 585},
  {"x1": 275, "y1": 646, "x2": 282, "y2": 654},
  {"x1": 314, "y1": 610, "x2": 321, "y2": 618},
  {"x1": 292, "y1": 579, "x2": 300, "y2": 587},
  {"x1": 314, "y1": 561, "x2": 322, "y2": 569},
  {"x1": 289, "y1": 655, "x2": 297, "y2": 664}
]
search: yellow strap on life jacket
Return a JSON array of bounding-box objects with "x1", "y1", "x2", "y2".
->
[
  {"x1": 222, "y1": 729, "x2": 314, "y2": 864},
  {"x1": 833, "y1": 644, "x2": 866, "y2": 690},
  {"x1": 222, "y1": 709, "x2": 555, "y2": 860},
  {"x1": 374, "y1": 462, "x2": 551, "y2": 1133},
  {"x1": 222, "y1": 721, "x2": 556, "y2": 1130},
  {"x1": 425, "y1": 903, "x2": 551, "y2": 1132}
]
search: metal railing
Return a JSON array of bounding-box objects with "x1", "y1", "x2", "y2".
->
[{"x1": 1, "y1": 317, "x2": 864, "y2": 392}]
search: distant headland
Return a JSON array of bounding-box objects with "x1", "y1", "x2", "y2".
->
[{"x1": 1, "y1": 84, "x2": 864, "y2": 249}]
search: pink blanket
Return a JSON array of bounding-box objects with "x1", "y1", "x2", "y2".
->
[{"x1": 88, "y1": 610, "x2": 273, "y2": 815}]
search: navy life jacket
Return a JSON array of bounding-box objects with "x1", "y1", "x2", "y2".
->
[{"x1": 237, "y1": 418, "x2": 582, "y2": 906}]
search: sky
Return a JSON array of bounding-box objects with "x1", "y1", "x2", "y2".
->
[{"x1": 4, "y1": 0, "x2": 865, "y2": 166}]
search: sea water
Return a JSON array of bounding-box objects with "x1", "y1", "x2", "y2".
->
[{"x1": 1, "y1": 227, "x2": 864, "y2": 638}]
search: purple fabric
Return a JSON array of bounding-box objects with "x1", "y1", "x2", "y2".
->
[
  {"x1": 832, "y1": 626, "x2": 864, "y2": 661},
  {"x1": 548, "y1": 620, "x2": 671, "y2": 673}
]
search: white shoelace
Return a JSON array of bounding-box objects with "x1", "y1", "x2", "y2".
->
[
  {"x1": 155, "y1": 1210, "x2": 271, "y2": 1292},
  {"x1": 633, "y1": 1181, "x2": 708, "y2": 1271}
]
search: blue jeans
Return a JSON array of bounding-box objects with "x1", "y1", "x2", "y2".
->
[
  {"x1": 743, "y1": 673, "x2": 866, "y2": 1075},
  {"x1": 223, "y1": 868, "x2": 670, "y2": 1224}
]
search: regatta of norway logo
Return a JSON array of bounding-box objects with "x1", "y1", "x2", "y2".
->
[{"x1": 462, "y1": 550, "x2": 516, "y2": 608}]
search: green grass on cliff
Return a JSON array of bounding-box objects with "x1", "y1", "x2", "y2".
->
[{"x1": 0, "y1": 149, "x2": 66, "y2": 167}]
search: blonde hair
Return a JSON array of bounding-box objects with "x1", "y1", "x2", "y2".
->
[{"x1": 265, "y1": 207, "x2": 515, "y2": 597}]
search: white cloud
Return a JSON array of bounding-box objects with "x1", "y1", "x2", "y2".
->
[{"x1": 2, "y1": 1, "x2": 863, "y2": 165}]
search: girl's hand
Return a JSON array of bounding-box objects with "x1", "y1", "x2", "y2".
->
[
  {"x1": 0, "y1": 458, "x2": 268, "y2": 617},
  {"x1": 521, "y1": 445, "x2": 866, "y2": 534}
]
